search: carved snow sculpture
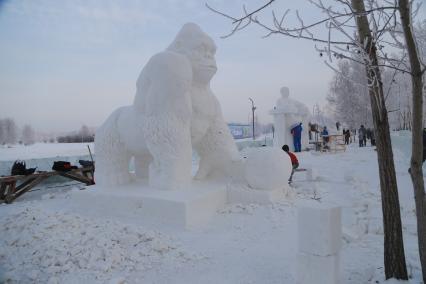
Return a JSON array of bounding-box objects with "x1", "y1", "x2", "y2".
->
[
  {"x1": 95, "y1": 23, "x2": 240, "y2": 190},
  {"x1": 269, "y1": 87, "x2": 311, "y2": 151},
  {"x1": 243, "y1": 147, "x2": 292, "y2": 190}
]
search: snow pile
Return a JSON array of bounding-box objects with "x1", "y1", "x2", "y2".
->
[{"x1": 0, "y1": 206, "x2": 192, "y2": 283}]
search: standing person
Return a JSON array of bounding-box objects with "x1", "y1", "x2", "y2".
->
[
  {"x1": 358, "y1": 125, "x2": 366, "y2": 147},
  {"x1": 370, "y1": 129, "x2": 376, "y2": 146},
  {"x1": 291, "y1": 122, "x2": 303, "y2": 152},
  {"x1": 344, "y1": 129, "x2": 350, "y2": 145},
  {"x1": 282, "y1": 144, "x2": 299, "y2": 183},
  {"x1": 321, "y1": 126, "x2": 329, "y2": 150},
  {"x1": 363, "y1": 128, "x2": 367, "y2": 146}
]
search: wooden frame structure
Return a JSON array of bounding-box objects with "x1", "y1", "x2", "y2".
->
[{"x1": 0, "y1": 167, "x2": 94, "y2": 204}]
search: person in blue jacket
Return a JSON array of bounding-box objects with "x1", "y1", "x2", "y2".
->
[{"x1": 291, "y1": 122, "x2": 303, "y2": 152}]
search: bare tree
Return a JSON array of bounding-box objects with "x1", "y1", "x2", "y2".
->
[
  {"x1": 351, "y1": 0, "x2": 407, "y2": 277},
  {"x1": 22, "y1": 124, "x2": 36, "y2": 145},
  {"x1": 2, "y1": 118, "x2": 18, "y2": 145},
  {"x1": 207, "y1": 0, "x2": 426, "y2": 279},
  {"x1": 0, "y1": 119, "x2": 5, "y2": 145},
  {"x1": 398, "y1": 0, "x2": 426, "y2": 281}
]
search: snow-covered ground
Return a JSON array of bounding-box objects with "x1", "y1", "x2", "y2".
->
[
  {"x1": 0, "y1": 143, "x2": 94, "y2": 161},
  {"x1": 0, "y1": 137, "x2": 424, "y2": 283}
]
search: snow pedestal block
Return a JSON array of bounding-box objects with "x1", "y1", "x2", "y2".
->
[
  {"x1": 298, "y1": 204, "x2": 342, "y2": 256},
  {"x1": 296, "y1": 203, "x2": 342, "y2": 284},
  {"x1": 68, "y1": 180, "x2": 227, "y2": 229},
  {"x1": 296, "y1": 252, "x2": 341, "y2": 284}
]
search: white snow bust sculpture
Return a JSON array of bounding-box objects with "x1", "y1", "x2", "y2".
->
[{"x1": 95, "y1": 23, "x2": 240, "y2": 190}]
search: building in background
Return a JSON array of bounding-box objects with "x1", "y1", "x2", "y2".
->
[{"x1": 228, "y1": 123, "x2": 252, "y2": 139}]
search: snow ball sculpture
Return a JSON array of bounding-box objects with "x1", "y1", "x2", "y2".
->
[
  {"x1": 243, "y1": 147, "x2": 292, "y2": 190},
  {"x1": 95, "y1": 23, "x2": 240, "y2": 190}
]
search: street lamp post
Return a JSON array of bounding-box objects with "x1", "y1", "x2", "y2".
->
[{"x1": 249, "y1": 98, "x2": 256, "y2": 140}]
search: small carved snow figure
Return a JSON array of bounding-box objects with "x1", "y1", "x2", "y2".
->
[{"x1": 95, "y1": 23, "x2": 240, "y2": 190}]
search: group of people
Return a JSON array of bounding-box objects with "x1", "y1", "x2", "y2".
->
[
  {"x1": 357, "y1": 125, "x2": 376, "y2": 147},
  {"x1": 282, "y1": 127, "x2": 426, "y2": 184},
  {"x1": 336, "y1": 125, "x2": 377, "y2": 147}
]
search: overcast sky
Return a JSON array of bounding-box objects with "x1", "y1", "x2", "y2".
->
[{"x1": 0, "y1": 0, "x2": 346, "y2": 132}]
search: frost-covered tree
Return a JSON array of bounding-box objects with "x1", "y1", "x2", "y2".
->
[
  {"x1": 0, "y1": 119, "x2": 5, "y2": 145},
  {"x1": 78, "y1": 125, "x2": 94, "y2": 142},
  {"x1": 326, "y1": 59, "x2": 372, "y2": 129},
  {"x1": 0, "y1": 118, "x2": 18, "y2": 145},
  {"x1": 22, "y1": 124, "x2": 36, "y2": 145}
]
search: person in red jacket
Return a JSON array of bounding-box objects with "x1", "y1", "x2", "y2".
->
[{"x1": 282, "y1": 144, "x2": 299, "y2": 183}]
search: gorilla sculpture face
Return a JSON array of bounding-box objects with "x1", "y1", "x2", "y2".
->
[{"x1": 167, "y1": 23, "x2": 217, "y2": 85}]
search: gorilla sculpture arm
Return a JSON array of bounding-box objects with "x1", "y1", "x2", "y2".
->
[
  {"x1": 136, "y1": 52, "x2": 194, "y2": 190},
  {"x1": 194, "y1": 96, "x2": 240, "y2": 180}
]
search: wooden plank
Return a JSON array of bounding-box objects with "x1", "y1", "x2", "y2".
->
[
  {"x1": 12, "y1": 176, "x2": 49, "y2": 202},
  {"x1": 15, "y1": 176, "x2": 38, "y2": 191},
  {"x1": 58, "y1": 171, "x2": 94, "y2": 185},
  {"x1": 0, "y1": 166, "x2": 95, "y2": 203},
  {"x1": 0, "y1": 183, "x2": 7, "y2": 200},
  {"x1": 4, "y1": 181, "x2": 16, "y2": 204}
]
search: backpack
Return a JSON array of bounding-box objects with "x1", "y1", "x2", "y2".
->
[
  {"x1": 79, "y1": 160, "x2": 93, "y2": 168},
  {"x1": 52, "y1": 161, "x2": 77, "y2": 171},
  {"x1": 11, "y1": 160, "x2": 36, "y2": 176}
]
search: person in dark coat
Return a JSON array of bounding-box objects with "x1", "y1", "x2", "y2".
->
[
  {"x1": 344, "y1": 129, "x2": 350, "y2": 145},
  {"x1": 291, "y1": 123, "x2": 303, "y2": 152},
  {"x1": 370, "y1": 129, "x2": 376, "y2": 146},
  {"x1": 358, "y1": 125, "x2": 366, "y2": 147}
]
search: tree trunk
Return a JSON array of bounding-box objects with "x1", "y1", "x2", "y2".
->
[
  {"x1": 351, "y1": 0, "x2": 408, "y2": 280},
  {"x1": 399, "y1": 0, "x2": 426, "y2": 281}
]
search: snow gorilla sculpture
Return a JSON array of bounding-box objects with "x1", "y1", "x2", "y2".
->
[{"x1": 95, "y1": 23, "x2": 240, "y2": 190}]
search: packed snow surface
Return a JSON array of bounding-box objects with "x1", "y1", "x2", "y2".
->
[{"x1": 0, "y1": 135, "x2": 424, "y2": 283}]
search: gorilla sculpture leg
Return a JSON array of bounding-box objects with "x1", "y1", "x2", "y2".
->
[
  {"x1": 143, "y1": 115, "x2": 193, "y2": 190},
  {"x1": 95, "y1": 108, "x2": 132, "y2": 186},
  {"x1": 134, "y1": 153, "x2": 152, "y2": 179}
]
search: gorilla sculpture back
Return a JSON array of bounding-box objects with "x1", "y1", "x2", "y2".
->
[{"x1": 95, "y1": 23, "x2": 240, "y2": 190}]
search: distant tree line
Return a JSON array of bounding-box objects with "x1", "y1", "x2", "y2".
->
[
  {"x1": 57, "y1": 125, "x2": 95, "y2": 143},
  {"x1": 0, "y1": 118, "x2": 39, "y2": 145},
  {"x1": 0, "y1": 118, "x2": 95, "y2": 145}
]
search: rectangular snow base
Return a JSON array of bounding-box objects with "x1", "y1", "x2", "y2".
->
[
  {"x1": 69, "y1": 181, "x2": 227, "y2": 229},
  {"x1": 226, "y1": 185, "x2": 287, "y2": 205},
  {"x1": 298, "y1": 205, "x2": 342, "y2": 256},
  {"x1": 296, "y1": 252, "x2": 341, "y2": 284}
]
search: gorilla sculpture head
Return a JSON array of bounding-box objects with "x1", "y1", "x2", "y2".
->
[{"x1": 167, "y1": 23, "x2": 217, "y2": 84}]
